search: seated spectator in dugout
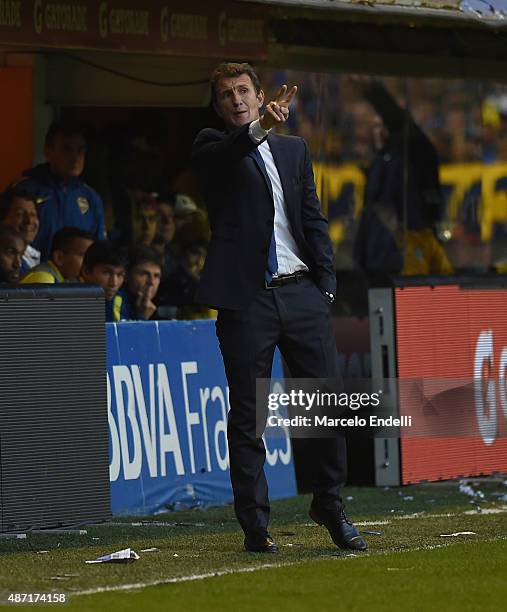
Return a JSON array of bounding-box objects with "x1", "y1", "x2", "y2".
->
[
  {"x1": 15, "y1": 119, "x2": 106, "y2": 260},
  {"x1": 173, "y1": 194, "x2": 199, "y2": 231},
  {"x1": 22, "y1": 227, "x2": 93, "y2": 284},
  {"x1": 121, "y1": 245, "x2": 163, "y2": 320},
  {"x1": 152, "y1": 195, "x2": 179, "y2": 278},
  {"x1": 157, "y1": 243, "x2": 215, "y2": 320},
  {"x1": 81, "y1": 241, "x2": 127, "y2": 322},
  {"x1": 170, "y1": 197, "x2": 210, "y2": 261},
  {"x1": 0, "y1": 188, "x2": 40, "y2": 273},
  {"x1": 131, "y1": 191, "x2": 159, "y2": 246},
  {"x1": 0, "y1": 226, "x2": 25, "y2": 283}
]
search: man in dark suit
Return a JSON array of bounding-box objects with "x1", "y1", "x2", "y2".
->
[{"x1": 192, "y1": 63, "x2": 367, "y2": 554}]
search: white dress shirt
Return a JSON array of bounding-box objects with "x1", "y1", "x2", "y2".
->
[{"x1": 248, "y1": 119, "x2": 308, "y2": 276}]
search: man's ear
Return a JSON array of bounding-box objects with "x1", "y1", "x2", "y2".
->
[
  {"x1": 257, "y1": 90, "x2": 265, "y2": 108},
  {"x1": 52, "y1": 249, "x2": 63, "y2": 268}
]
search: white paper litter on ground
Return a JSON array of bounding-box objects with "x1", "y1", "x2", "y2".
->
[
  {"x1": 458, "y1": 483, "x2": 485, "y2": 499},
  {"x1": 463, "y1": 506, "x2": 507, "y2": 515},
  {"x1": 439, "y1": 531, "x2": 477, "y2": 537},
  {"x1": 140, "y1": 548, "x2": 161, "y2": 553},
  {"x1": 85, "y1": 548, "x2": 140, "y2": 564}
]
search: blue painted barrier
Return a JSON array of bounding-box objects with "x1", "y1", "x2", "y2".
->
[{"x1": 106, "y1": 320, "x2": 297, "y2": 515}]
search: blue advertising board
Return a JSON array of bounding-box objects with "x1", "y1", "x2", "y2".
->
[{"x1": 106, "y1": 320, "x2": 297, "y2": 515}]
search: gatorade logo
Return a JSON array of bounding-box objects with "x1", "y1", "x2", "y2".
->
[{"x1": 474, "y1": 330, "x2": 507, "y2": 445}]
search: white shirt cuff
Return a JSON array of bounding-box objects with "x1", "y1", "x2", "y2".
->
[{"x1": 249, "y1": 119, "x2": 270, "y2": 143}]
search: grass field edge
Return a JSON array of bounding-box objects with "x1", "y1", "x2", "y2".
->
[{"x1": 68, "y1": 535, "x2": 507, "y2": 599}]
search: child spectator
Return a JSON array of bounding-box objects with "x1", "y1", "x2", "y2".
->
[
  {"x1": 121, "y1": 245, "x2": 163, "y2": 320},
  {"x1": 0, "y1": 226, "x2": 25, "y2": 283},
  {"x1": 0, "y1": 188, "x2": 40, "y2": 273},
  {"x1": 81, "y1": 241, "x2": 127, "y2": 322},
  {"x1": 22, "y1": 227, "x2": 93, "y2": 283}
]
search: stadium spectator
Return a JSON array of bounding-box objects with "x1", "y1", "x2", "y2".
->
[
  {"x1": 21, "y1": 227, "x2": 93, "y2": 284},
  {"x1": 16, "y1": 119, "x2": 106, "y2": 260},
  {"x1": 352, "y1": 77, "x2": 452, "y2": 276},
  {"x1": 0, "y1": 187, "x2": 40, "y2": 273},
  {"x1": 81, "y1": 241, "x2": 127, "y2": 322},
  {"x1": 152, "y1": 196, "x2": 179, "y2": 278},
  {"x1": 173, "y1": 194, "x2": 199, "y2": 231},
  {"x1": 0, "y1": 226, "x2": 24, "y2": 283},
  {"x1": 121, "y1": 245, "x2": 163, "y2": 320},
  {"x1": 170, "y1": 200, "x2": 210, "y2": 262},
  {"x1": 131, "y1": 191, "x2": 159, "y2": 246},
  {"x1": 157, "y1": 242, "x2": 214, "y2": 320}
]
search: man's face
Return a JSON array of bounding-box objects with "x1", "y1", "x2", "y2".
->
[
  {"x1": 83, "y1": 264, "x2": 125, "y2": 300},
  {"x1": 127, "y1": 262, "x2": 162, "y2": 301},
  {"x1": 45, "y1": 133, "x2": 86, "y2": 180},
  {"x1": 133, "y1": 204, "x2": 159, "y2": 246},
  {"x1": 0, "y1": 235, "x2": 25, "y2": 283},
  {"x1": 214, "y1": 73, "x2": 264, "y2": 131},
  {"x1": 53, "y1": 237, "x2": 93, "y2": 280},
  {"x1": 372, "y1": 115, "x2": 389, "y2": 151},
  {"x1": 157, "y1": 203, "x2": 175, "y2": 244},
  {"x1": 2, "y1": 197, "x2": 39, "y2": 244}
]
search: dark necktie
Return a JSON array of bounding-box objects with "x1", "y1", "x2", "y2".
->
[{"x1": 251, "y1": 146, "x2": 278, "y2": 282}]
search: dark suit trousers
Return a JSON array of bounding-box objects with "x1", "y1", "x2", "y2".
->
[{"x1": 216, "y1": 276, "x2": 347, "y2": 537}]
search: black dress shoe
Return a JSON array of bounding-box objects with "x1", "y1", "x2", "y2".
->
[
  {"x1": 309, "y1": 506, "x2": 368, "y2": 551},
  {"x1": 244, "y1": 533, "x2": 279, "y2": 553}
]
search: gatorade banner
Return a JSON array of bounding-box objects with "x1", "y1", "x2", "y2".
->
[
  {"x1": 0, "y1": 1, "x2": 267, "y2": 59},
  {"x1": 395, "y1": 285, "x2": 507, "y2": 483}
]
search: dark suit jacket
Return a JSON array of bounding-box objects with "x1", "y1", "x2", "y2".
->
[{"x1": 192, "y1": 122, "x2": 336, "y2": 310}]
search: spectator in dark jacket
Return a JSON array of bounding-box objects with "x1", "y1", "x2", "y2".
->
[
  {"x1": 352, "y1": 78, "x2": 448, "y2": 276},
  {"x1": 15, "y1": 119, "x2": 105, "y2": 260}
]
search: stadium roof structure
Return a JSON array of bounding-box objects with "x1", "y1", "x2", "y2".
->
[
  {"x1": 239, "y1": 0, "x2": 507, "y2": 79},
  {"x1": 242, "y1": 0, "x2": 507, "y2": 27}
]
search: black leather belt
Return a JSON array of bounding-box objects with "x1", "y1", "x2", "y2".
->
[{"x1": 264, "y1": 271, "x2": 308, "y2": 289}]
